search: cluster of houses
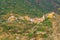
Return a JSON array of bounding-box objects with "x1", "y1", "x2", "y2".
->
[{"x1": 7, "y1": 12, "x2": 55, "y2": 23}]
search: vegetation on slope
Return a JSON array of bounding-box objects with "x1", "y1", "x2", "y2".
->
[{"x1": 0, "y1": 0, "x2": 60, "y2": 40}]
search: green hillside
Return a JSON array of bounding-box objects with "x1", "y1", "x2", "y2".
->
[{"x1": 0, "y1": 0, "x2": 60, "y2": 16}]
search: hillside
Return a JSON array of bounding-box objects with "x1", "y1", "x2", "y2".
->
[
  {"x1": 0, "y1": 0, "x2": 60, "y2": 40},
  {"x1": 0, "y1": 0, "x2": 60, "y2": 16}
]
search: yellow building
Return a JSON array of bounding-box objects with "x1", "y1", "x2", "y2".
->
[
  {"x1": 24, "y1": 16, "x2": 30, "y2": 21},
  {"x1": 47, "y1": 12, "x2": 55, "y2": 18}
]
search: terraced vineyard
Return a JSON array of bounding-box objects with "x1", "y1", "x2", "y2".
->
[{"x1": 0, "y1": 0, "x2": 60, "y2": 40}]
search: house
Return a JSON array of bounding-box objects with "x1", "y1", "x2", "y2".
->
[
  {"x1": 47, "y1": 12, "x2": 55, "y2": 18},
  {"x1": 29, "y1": 15, "x2": 45, "y2": 24},
  {"x1": 7, "y1": 15, "x2": 16, "y2": 23},
  {"x1": 24, "y1": 16, "x2": 30, "y2": 21}
]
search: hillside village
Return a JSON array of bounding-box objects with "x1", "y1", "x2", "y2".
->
[
  {"x1": 0, "y1": 0, "x2": 60, "y2": 40},
  {"x1": 0, "y1": 12, "x2": 57, "y2": 40},
  {"x1": 7, "y1": 12, "x2": 55, "y2": 24}
]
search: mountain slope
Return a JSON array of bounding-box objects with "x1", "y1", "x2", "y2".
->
[{"x1": 0, "y1": 0, "x2": 60, "y2": 17}]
